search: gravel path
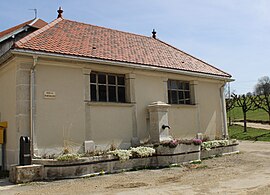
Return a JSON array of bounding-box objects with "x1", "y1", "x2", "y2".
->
[{"x1": 1, "y1": 141, "x2": 270, "y2": 195}]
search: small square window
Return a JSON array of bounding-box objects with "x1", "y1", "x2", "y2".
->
[
  {"x1": 98, "y1": 85, "x2": 107, "y2": 101},
  {"x1": 108, "y1": 75, "x2": 116, "y2": 84},
  {"x1": 117, "y1": 76, "x2": 125, "y2": 86},
  {"x1": 90, "y1": 84, "x2": 97, "y2": 101},
  {"x1": 170, "y1": 80, "x2": 178, "y2": 90},
  {"x1": 90, "y1": 73, "x2": 96, "y2": 83},
  {"x1": 98, "y1": 74, "x2": 106, "y2": 84},
  {"x1": 184, "y1": 82, "x2": 190, "y2": 90},
  {"x1": 109, "y1": 86, "x2": 116, "y2": 102},
  {"x1": 118, "y1": 87, "x2": 125, "y2": 103}
]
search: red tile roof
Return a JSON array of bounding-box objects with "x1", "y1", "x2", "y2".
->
[
  {"x1": 14, "y1": 18, "x2": 231, "y2": 78},
  {"x1": 0, "y1": 18, "x2": 47, "y2": 39}
]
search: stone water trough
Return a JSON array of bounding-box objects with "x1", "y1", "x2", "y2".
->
[{"x1": 9, "y1": 141, "x2": 239, "y2": 184}]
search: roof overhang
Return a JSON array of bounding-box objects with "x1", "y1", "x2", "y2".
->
[
  {"x1": 0, "y1": 18, "x2": 41, "y2": 43},
  {"x1": 10, "y1": 48, "x2": 234, "y2": 82},
  {"x1": 0, "y1": 26, "x2": 29, "y2": 43}
]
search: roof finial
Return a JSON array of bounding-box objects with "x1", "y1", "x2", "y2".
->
[
  {"x1": 152, "y1": 29, "x2": 157, "y2": 39},
  {"x1": 57, "y1": 7, "x2": 63, "y2": 18}
]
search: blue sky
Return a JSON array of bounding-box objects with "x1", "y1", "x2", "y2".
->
[{"x1": 1, "y1": 0, "x2": 270, "y2": 94}]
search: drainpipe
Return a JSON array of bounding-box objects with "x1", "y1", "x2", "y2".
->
[
  {"x1": 30, "y1": 56, "x2": 38, "y2": 157},
  {"x1": 220, "y1": 83, "x2": 228, "y2": 139}
]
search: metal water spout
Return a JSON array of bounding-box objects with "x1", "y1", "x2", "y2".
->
[{"x1": 162, "y1": 125, "x2": 171, "y2": 130}]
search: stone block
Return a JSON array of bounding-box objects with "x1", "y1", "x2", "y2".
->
[
  {"x1": 16, "y1": 85, "x2": 30, "y2": 101},
  {"x1": 16, "y1": 69, "x2": 30, "y2": 85},
  {"x1": 84, "y1": 140, "x2": 95, "y2": 153},
  {"x1": 156, "y1": 144, "x2": 200, "y2": 155},
  {"x1": 9, "y1": 164, "x2": 44, "y2": 184},
  {"x1": 131, "y1": 137, "x2": 140, "y2": 147},
  {"x1": 232, "y1": 145, "x2": 239, "y2": 152},
  {"x1": 45, "y1": 167, "x2": 60, "y2": 179}
]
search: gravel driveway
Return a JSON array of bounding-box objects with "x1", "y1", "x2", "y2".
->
[{"x1": 1, "y1": 141, "x2": 270, "y2": 195}]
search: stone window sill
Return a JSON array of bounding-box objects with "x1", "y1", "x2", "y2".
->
[
  {"x1": 169, "y1": 104, "x2": 197, "y2": 109},
  {"x1": 85, "y1": 101, "x2": 135, "y2": 107}
]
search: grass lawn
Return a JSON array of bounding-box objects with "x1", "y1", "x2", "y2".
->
[
  {"x1": 228, "y1": 107, "x2": 269, "y2": 121},
  {"x1": 228, "y1": 125, "x2": 270, "y2": 141}
]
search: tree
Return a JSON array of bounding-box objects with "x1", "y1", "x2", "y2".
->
[
  {"x1": 253, "y1": 76, "x2": 270, "y2": 124},
  {"x1": 254, "y1": 76, "x2": 270, "y2": 95},
  {"x1": 253, "y1": 94, "x2": 270, "y2": 124},
  {"x1": 225, "y1": 97, "x2": 235, "y2": 126},
  {"x1": 246, "y1": 92, "x2": 253, "y2": 97},
  {"x1": 232, "y1": 93, "x2": 254, "y2": 132}
]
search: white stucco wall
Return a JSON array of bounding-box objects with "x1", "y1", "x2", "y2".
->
[
  {"x1": 168, "y1": 105, "x2": 198, "y2": 139},
  {"x1": 135, "y1": 73, "x2": 166, "y2": 140},
  {"x1": 0, "y1": 60, "x2": 17, "y2": 167},
  {"x1": 197, "y1": 81, "x2": 223, "y2": 139},
  {"x1": 35, "y1": 64, "x2": 85, "y2": 154},
  {"x1": 88, "y1": 104, "x2": 133, "y2": 149},
  {"x1": 1, "y1": 54, "x2": 227, "y2": 166}
]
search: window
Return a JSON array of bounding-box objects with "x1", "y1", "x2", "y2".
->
[
  {"x1": 90, "y1": 72, "x2": 125, "y2": 103},
  {"x1": 168, "y1": 80, "x2": 191, "y2": 105}
]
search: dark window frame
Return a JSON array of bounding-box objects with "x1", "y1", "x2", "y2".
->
[
  {"x1": 90, "y1": 72, "x2": 125, "y2": 103},
  {"x1": 168, "y1": 79, "x2": 191, "y2": 105}
]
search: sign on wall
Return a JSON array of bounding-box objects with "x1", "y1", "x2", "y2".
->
[{"x1": 44, "y1": 91, "x2": 56, "y2": 99}]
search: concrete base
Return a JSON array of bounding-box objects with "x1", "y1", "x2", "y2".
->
[
  {"x1": 9, "y1": 164, "x2": 44, "y2": 184},
  {"x1": 156, "y1": 144, "x2": 200, "y2": 155},
  {"x1": 9, "y1": 143, "x2": 239, "y2": 183},
  {"x1": 201, "y1": 144, "x2": 239, "y2": 159}
]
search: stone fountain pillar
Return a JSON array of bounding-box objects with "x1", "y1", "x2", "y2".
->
[{"x1": 148, "y1": 101, "x2": 171, "y2": 143}]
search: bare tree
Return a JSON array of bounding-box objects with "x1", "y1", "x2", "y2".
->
[
  {"x1": 253, "y1": 94, "x2": 270, "y2": 125},
  {"x1": 225, "y1": 97, "x2": 235, "y2": 126},
  {"x1": 232, "y1": 93, "x2": 254, "y2": 132},
  {"x1": 253, "y1": 76, "x2": 270, "y2": 124},
  {"x1": 254, "y1": 76, "x2": 270, "y2": 95}
]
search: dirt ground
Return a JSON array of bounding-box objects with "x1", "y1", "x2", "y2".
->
[{"x1": 1, "y1": 141, "x2": 270, "y2": 195}]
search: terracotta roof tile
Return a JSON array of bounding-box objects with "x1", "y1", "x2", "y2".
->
[
  {"x1": 14, "y1": 19, "x2": 231, "y2": 78},
  {"x1": 0, "y1": 18, "x2": 47, "y2": 39}
]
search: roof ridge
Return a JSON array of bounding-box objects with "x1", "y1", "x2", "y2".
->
[
  {"x1": 64, "y1": 18, "x2": 154, "y2": 40},
  {"x1": 14, "y1": 17, "x2": 63, "y2": 48},
  {"x1": 156, "y1": 39, "x2": 231, "y2": 77}
]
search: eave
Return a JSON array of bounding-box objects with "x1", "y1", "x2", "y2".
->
[{"x1": 9, "y1": 48, "x2": 234, "y2": 82}]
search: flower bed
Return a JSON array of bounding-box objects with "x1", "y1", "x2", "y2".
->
[
  {"x1": 201, "y1": 139, "x2": 238, "y2": 151},
  {"x1": 10, "y1": 139, "x2": 239, "y2": 183},
  {"x1": 201, "y1": 139, "x2": 239, "y2": 159},
  {"x1": 155, "y1": 139, "x2": 201, "y2": 155}
]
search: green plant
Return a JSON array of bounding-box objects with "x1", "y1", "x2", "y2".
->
[
  {"x1": 130, "y1": 146, "x2": 155, "y2": 158},
  {"x1": 190, "y1": 160, "x2": 202, "y2": 164},
  {"x1": 57, "y1": 153, "x2": 80, "y2": 161},
  {"x1": 110, "y1": 142, "x2": 117, "y2": 151},
  {"x1": 108, "y1": 149, "x2": 132, "y2": 161},
  {"x1": 158, "y1": 138, "x2": 202, "y2": 148},
  {"x1": 201, "y1": 140, "x2": 232, "y2": 151},
  {"x1": 108, "y1": 146, "x2": 156, "y2": 161},
  {"x1": 81, "y1": 149, "x2": 107, "y2": 157},
  {"x1": 63, "y1": 147, "x2": 70, "y2": 154}
]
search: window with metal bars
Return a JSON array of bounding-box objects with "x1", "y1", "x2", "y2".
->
[
  {"x1": 90, "y1": 72, "x2": 125, "y2": 103},
  {"x1": 168, "y1": 79, "x2": 191, "y2": 104}
]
